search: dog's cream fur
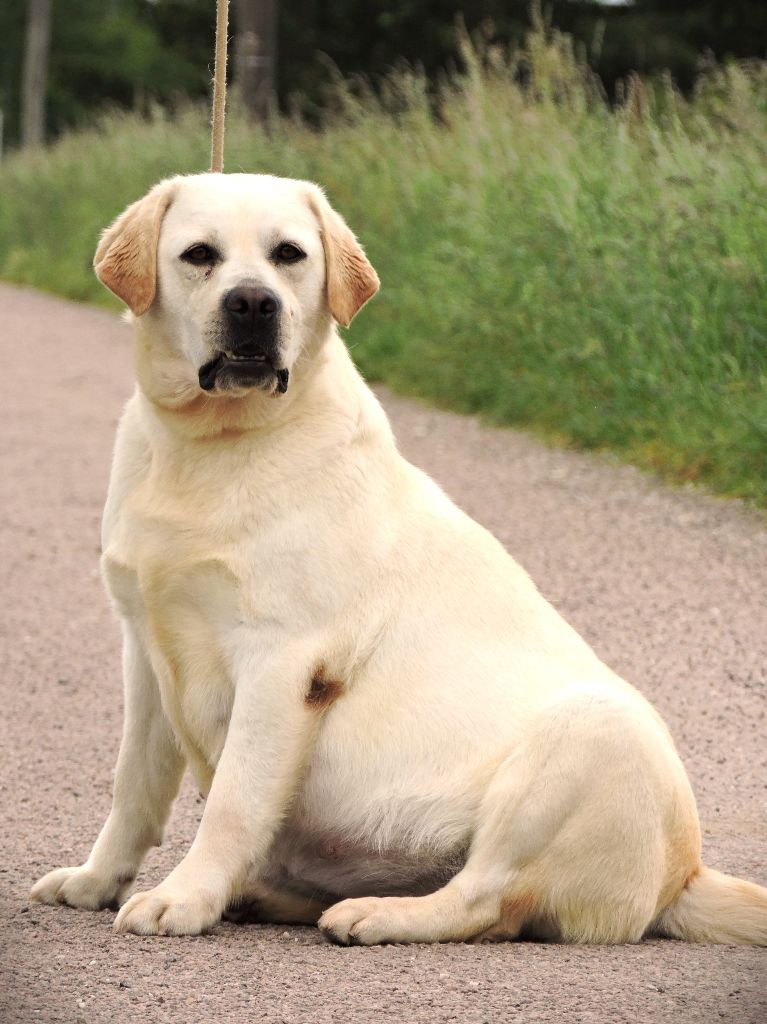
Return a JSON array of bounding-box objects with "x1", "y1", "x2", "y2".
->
[{"x1": 32, "y1": 173, "x2": 767, "y2": 945}]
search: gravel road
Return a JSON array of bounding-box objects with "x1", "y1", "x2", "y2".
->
[{"x1": 1, "y1": 283, "x2": 765, "y2": 1023}]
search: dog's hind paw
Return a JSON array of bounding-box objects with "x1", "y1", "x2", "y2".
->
[{"x1": 319, "y1": 896, "x2": 431, "y2": 946}]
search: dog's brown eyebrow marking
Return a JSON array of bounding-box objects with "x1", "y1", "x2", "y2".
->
[{"x1": 305, "y1": 663, "x2": 343, "y2": 708}]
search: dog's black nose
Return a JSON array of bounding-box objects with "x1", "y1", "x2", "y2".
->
[{"x1": 223, "y1": 285, "x2": 281, "y2": 326}]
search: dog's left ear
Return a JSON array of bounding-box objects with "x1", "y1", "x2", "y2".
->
[
  {"x1": 307, "y1": 187, "x2": 380, "y2": 328},
  {"x1": 94, "y1": 179, "x2": 177, "y2": 316}
]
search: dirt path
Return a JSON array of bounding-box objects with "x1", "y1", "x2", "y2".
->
[{"x1": 1, "y1": 283, "x2": 765, "y2": 1023}]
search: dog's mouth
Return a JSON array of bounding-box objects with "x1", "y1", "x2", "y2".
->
[{"x1": 198, "y1": 352, "x2": 289, "y2": 395}]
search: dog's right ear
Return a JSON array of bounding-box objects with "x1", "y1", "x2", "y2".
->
[{"x1": 94, "y1": 180, "x2": 177, "y2": 316}]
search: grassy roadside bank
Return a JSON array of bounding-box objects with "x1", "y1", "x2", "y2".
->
[{"x1": 1, "y1": 24, "x2": 766, "y2": 505}]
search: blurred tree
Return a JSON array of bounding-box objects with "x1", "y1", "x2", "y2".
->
[
  {"x1": 235, "y1": 0, "x2": 278, "y2": 124},
  {"x1": 21, "y1": 0, "x2": 52, "y2": 148}
]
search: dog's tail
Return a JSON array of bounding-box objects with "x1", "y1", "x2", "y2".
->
[{"x1": 653, "y1": 866, "x2": 767, "y2": 945}]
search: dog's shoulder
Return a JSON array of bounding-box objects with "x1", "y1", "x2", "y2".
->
[{"x1": 101, "y1": 389, "x2": 152, "y2": 545}]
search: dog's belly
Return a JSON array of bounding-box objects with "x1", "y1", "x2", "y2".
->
[
  {"x1": 261, "y1": 719, "x2": 490, "y2": 900},
  {"x1": 262, "y1": 822, "x2": 469, "y2": 900}
]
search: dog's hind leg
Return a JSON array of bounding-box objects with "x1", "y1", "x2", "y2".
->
[{"x1": 319, "y1": 685, "x2": 698, "y2": 946}]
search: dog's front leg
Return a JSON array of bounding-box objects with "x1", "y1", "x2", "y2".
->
[
  {"x1": 113, "y1": 638, "x2": 327, "y2": 936},
  {"x1": 31, "y1": 624, "x2": 186, "y2": 910}
]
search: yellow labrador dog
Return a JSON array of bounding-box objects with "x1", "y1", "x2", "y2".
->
[{"x1": 32, "y1": 173, "x2": 767, "y2": 946}]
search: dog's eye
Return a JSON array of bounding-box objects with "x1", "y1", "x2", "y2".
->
[
  {"x1": 272, "y1": 242, "x2": 306, "y2": 264},
  {"x1": 181, "y1": 244, "x2": 218, "y2": 264}
]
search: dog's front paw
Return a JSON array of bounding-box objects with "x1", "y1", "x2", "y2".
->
[
  {"x1": 113, "y1": 884, "x2": 220, "y2": 936},
  {"x1": 31, "y1": 865, "x2": 129, "y2": 911}
]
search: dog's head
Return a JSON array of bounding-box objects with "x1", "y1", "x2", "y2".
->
[{"x1": 94, "y1": 173, "x2": 379, "y2": 401}]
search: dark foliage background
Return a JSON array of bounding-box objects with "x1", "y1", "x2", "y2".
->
[{"x1": 1, "y1": 1, "x2": 766, "y2": 149}]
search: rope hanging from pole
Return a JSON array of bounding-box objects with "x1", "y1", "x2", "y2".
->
[{"x1": 210, "y1": 0, "x2": 230, "y2": 173}]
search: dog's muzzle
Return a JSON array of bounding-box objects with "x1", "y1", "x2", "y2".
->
[{"x1": 198, "y1": 284, "x2": 289, "y2": 394}]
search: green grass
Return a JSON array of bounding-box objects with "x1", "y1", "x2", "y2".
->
[{"x1": 2, "y1": 20, "x2": 766, "y2": 505}]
